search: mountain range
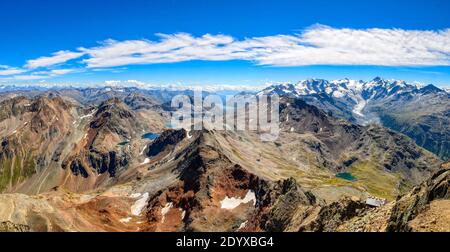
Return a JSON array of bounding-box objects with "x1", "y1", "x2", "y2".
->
[
  {"x1": 259, "y1": 77, "x2": 450, "y2": 160},
  {"x1": 0, "y1": 79, "x2": 448, "y2": 232}
]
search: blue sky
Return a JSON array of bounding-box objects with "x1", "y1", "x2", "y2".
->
[{"x1": 0, "y1": 0, "x2": 449, "y2": 87}]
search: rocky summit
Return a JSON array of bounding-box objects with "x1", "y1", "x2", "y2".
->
[{"x1": 0, "y1": 84, "x2": 447, "y2": 232}]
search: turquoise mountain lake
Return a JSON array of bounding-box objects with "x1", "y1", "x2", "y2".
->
[
  {"x1": 142, "y1": 132, "x2": 159, "y2": 140},
  {"x1": 336, "y1": 172, "x2": 356, "y2": 181}
]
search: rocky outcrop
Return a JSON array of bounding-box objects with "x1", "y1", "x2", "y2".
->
[
  {"x1": 0, "y1": 96, "x2": 33, "y2": 121},
  {"x1": 63, "y1": 150, "x2": 128, "y2": 179},
  {"x1": 123, "y1": 93, "x2": 162, "y2": 111},
  {"x1": 90, "y1": 98, "x2": 137, "y2": 139},
  {"x1": 0, "y1": 221, "x2": 30, "y2": 232},
  {"x1": 297, "y1": 198, "x2": 369, "y2": 232},
  {"x1": 146, "y1": 129, "x2": 186, "y2": 157},
  {"x1": 260, "y1": 178, "x2": 317, "y2": 232},
  {"x1": 279, "y1": 98, "x2": 334, "y2": 134},
  {"x1": 67, "y1": 159, "x2": 89, "y2": 178},
  {"x1": 386, "y1": 165, "x2": 450, "y2": 231},
  {"x1": 87, "y1": 150, "x2": 128, "y2": 177}
]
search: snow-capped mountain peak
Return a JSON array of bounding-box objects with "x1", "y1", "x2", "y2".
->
[
  {"x1": 261, "y1": 77, "x2": 438, "y2": 100},
  {"x1": 295, "y1": 79, "x2": 328, "y2": 95},
  {"x1": 259, "y1": 77, "x2": 446, "y2": 122}
]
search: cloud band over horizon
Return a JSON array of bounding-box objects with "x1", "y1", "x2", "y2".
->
[{"x1": 1, "y1": 25, "x2": 450, "y2": 81}]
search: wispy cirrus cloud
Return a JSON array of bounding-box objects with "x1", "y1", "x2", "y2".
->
[
  {"x1": 77, "y1": 25, "x2": 450, "y2": 68},
  {"x1": 33, "y1": 68, "x2": 78, "y2": 76},
  {"x1": 78, "y1": 34, "x2": 241, "y2": 68},
  {"x1": 11, "y1": 75, "x2": 49, "y2": 80},
  {"x1": 253, "y1": 25, "x2": 450, "y2": 66},
  {"x1": 25, "y1": 50, "x2": 85, "y2": 69},
  {"x1": 0, "y1": 65, "x2": 27, "y2": 76},
  {"x1": 1, "y1": 68, "x2": 77, "y2": 81}
]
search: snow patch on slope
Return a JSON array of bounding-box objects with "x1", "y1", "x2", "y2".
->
[
  {"x1": 141, "y1": 158, "x2": 150, "y2": 165},
  {"x1": 131, "y1": 192, "x2": 149, "y2": 216},
  {"x1": 220, "y1": 190, "x2": 256, "y2": 210},
  {"x1": 161, "y1": 202, "x2": 173, "y2": 223}
]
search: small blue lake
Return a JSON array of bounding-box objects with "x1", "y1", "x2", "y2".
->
[
  {"x1": 142, "y1": 132, "x2": 159, "y2": 140},
  {"x1": 336, "y1": 172, "x2": 356, "y2": 181}
]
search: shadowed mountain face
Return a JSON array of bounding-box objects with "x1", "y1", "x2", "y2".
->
[
  {"x1": 259, "y1": 78, "x2": 450, "y2": 160},
  {"x1": 368, "y1": 89, "x2": 449, "y2": 161},
  {"x1": 0, "y1": 86, "x2": 446, "y2": 232}
]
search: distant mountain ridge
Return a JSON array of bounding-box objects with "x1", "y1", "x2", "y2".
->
[
  {"x1": 1, "y1": 78, "x2": 448, "y2": 160},
  {"x1": 259, "y1": 77, "x2": 448, "y2": 100},
  {"x1": 260, "y1": 77, "x2": 447, "y2": 120},
  {"x1": 259, "y1": 77, "x2": 450, "y2": 160}
]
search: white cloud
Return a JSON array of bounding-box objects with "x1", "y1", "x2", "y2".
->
[
  {"x1": 4, "y1": 25, "x2": 450, "y2": 81},
  {"x1": 0, "y1": 65, "x2": 27, "y2": 76},
  {"x1": 1, "y1": 68, "x2": 76, "y2": 81},
  {"x1": 25, "y1": 50, "x2": 85, "y2": 69},
  {"x1": 75, "y1": 25, "x2": 450, "y2": 68},
  {"x1": 79, "y1": 33, "x2": 239, "y2": 68},
  {"x1": 104, "y1": 80, "x2": 122, "y2": 86},
  {"x1": 49, "y1": 69, "x2": 76, "y2": 75},
  {"x1": 252, "y1": 25, "x2": 450, "y2": 66},
  {"x1": 12, "y1": 75, "x2": 49, "y2": 80},
  {"x1": 33, "y1": 68, "x2": 76, "y2": 76}
]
